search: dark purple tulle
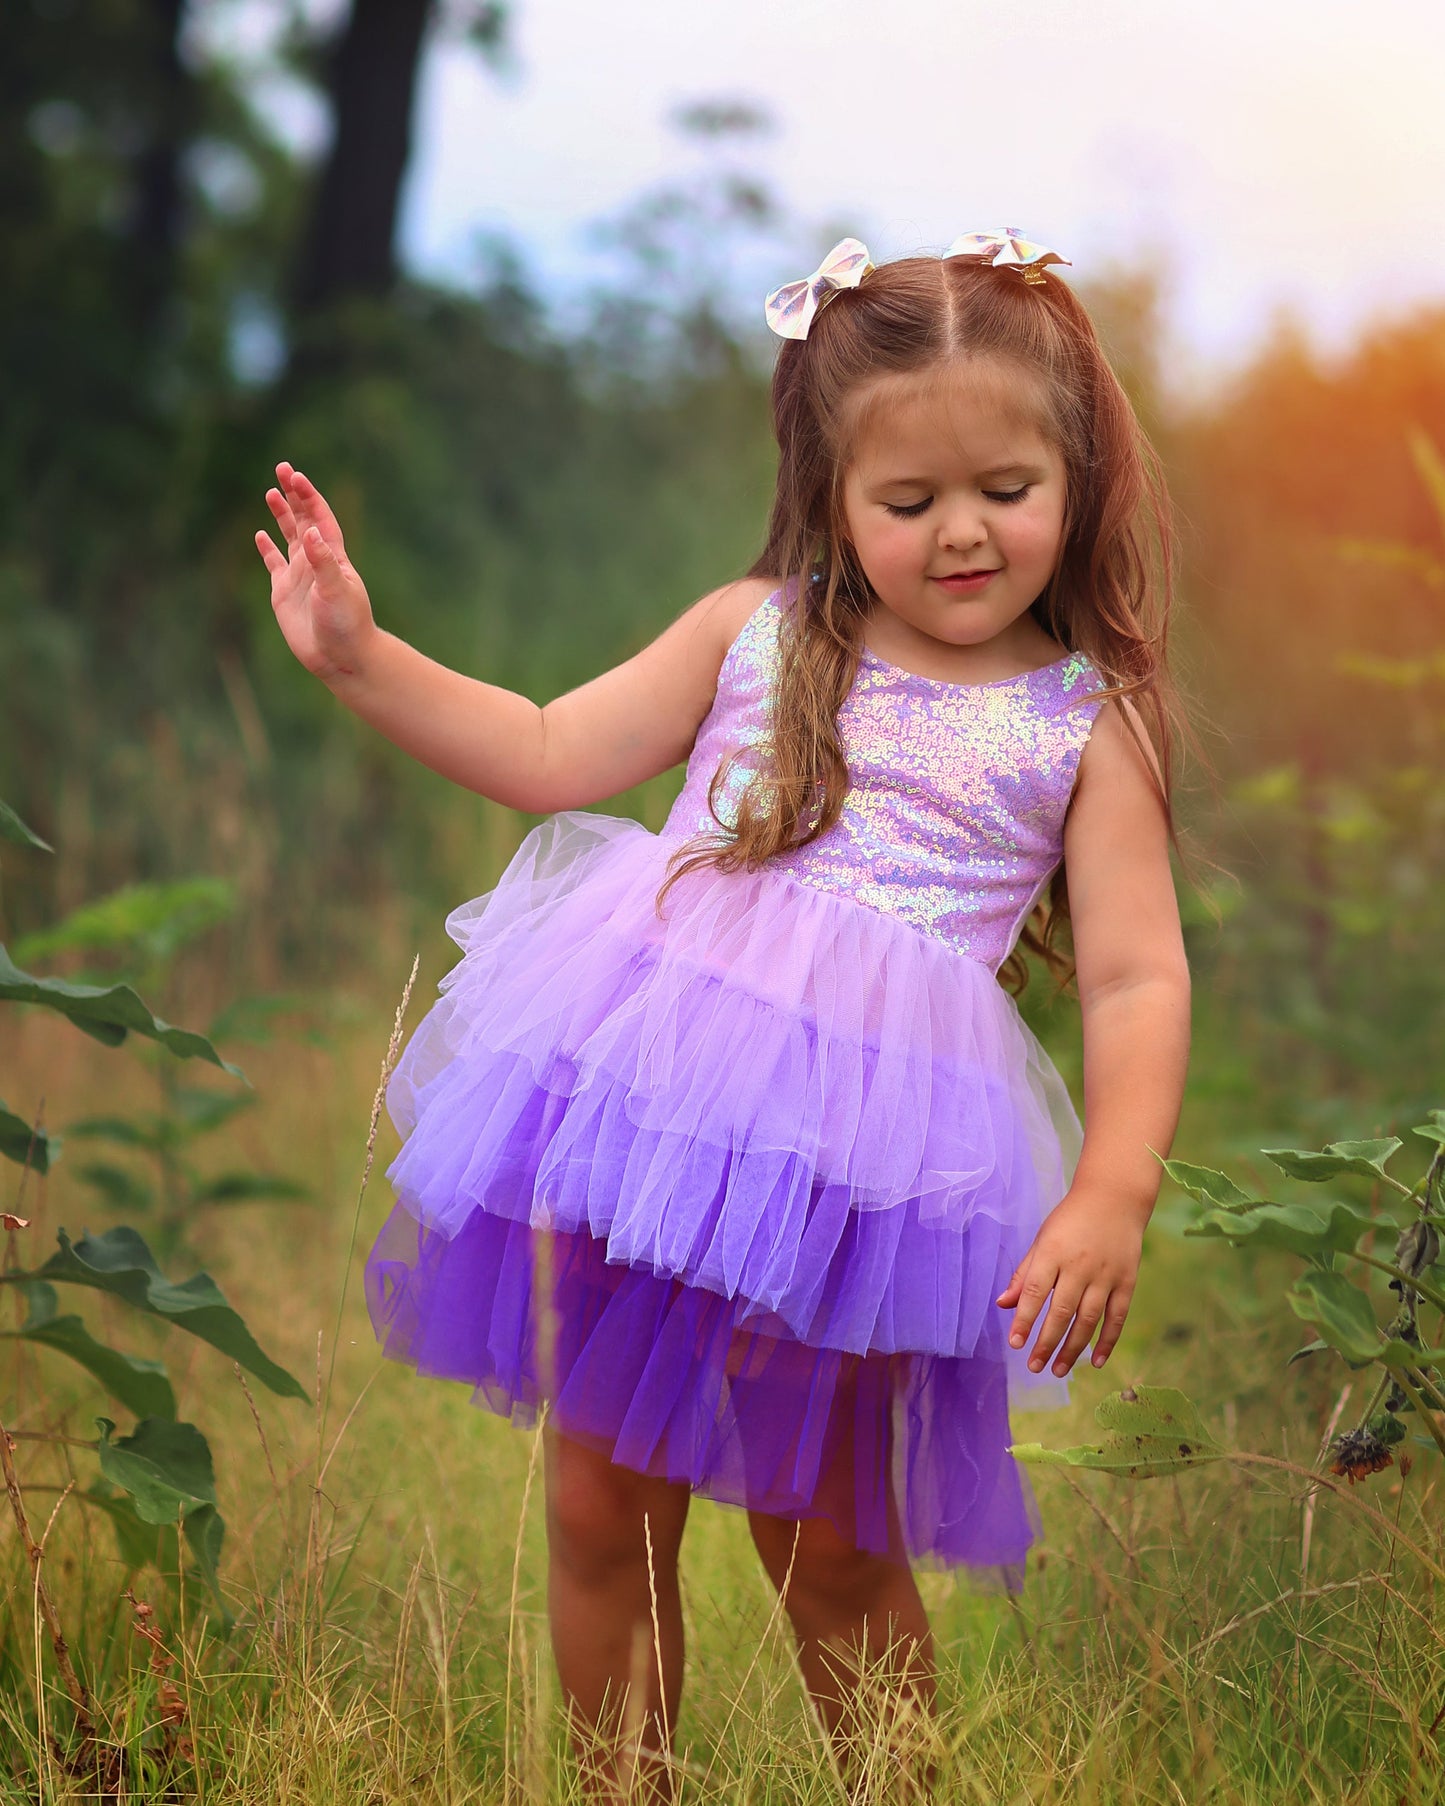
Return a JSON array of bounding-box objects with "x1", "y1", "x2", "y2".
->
[{"x1": 366, "y1": 1205, "x2": 1042, "y2": 1582}]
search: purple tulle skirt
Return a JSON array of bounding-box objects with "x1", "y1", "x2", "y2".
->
[{"x1": 366, "y1": 813, "x2": 1081, "y2": 1586}]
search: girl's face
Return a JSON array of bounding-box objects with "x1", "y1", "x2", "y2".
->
[{"x1": 839, "y1": 356, "x2": 1068, "y2": 662}]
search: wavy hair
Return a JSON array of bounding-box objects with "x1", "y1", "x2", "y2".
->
[{"x1": 660, "y1": 252, "x2": 1189, "y2": 997}]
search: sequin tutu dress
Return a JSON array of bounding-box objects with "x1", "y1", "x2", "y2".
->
[{"x1": 365, "y1": 587, "x2": 1108, "y2": 1588}]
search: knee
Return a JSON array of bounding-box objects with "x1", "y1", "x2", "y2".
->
[
  {"x1": 546, "y1": 1439, "x2": 685, "y2": 1590},
  {"x1": 549, "y1": 1467, "x2": 643, "y2": 1587},
  {"x1": 749, "y1": 1512, "x2": 892, "y2": 1616}
]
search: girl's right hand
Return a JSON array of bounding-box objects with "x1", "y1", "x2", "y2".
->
[{"x1": 255, "y1": 463, "x2": 377, "y2": 686}]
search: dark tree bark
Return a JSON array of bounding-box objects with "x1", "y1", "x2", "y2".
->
[
  {"x1": 131, "y1": 0, "x2": 190, "y2": 287},
  {"x1": 294, "y1": 0, "x2": 436, "y2": 315}
]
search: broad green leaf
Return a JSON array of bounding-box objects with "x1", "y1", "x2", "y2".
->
[
  {"x1": 0, "y1": 1101, "x2": 59, "y2": 1173},
  {"x1": 85, "y1": 1481, "x2": 178, "y2": 1572},
  {"x1": 76, "y1": 1162, "x2": 155, "y2": 1214},
  {"x1": 181, "y1": 1503, "x2": 228, "y2": 1614},
  {"x1": 1185, "y1": 1198, "x2": 1391, "y2": 1260},
  {"x1": 1011, "y1": 1385, "x2": 1223, "y2": 1480},
  {"x1": 1413, "y1": 1111, "x2": 1445, "y2": 1150},
  {"x1": 0, "y1": 800, "x2": 51, "y2": 852},
  {"x1": 191, "y1": 1171, "x2": 309, "y2": 1206},
  {"x1": 11, "y1": 878, "x2": 234, "y2": 968},
  {"x1": 1262, "y1": 1139, "x2": 1403, "y2": 1185},
  {"x1": 206, "y1": 993, "x2": 316, "y2": 1048},
  {"x1": 67, "y1": 1114, "x2": 167, "y2": 1150},
  {"x1": 69, "y1": 1093, "x2": 254, "y2": 1155},
  {"x1": 0, "y1": 945, "x2": 245, "y2": 1077},
  {"x1": 1157, "y1": 1158, "x2": 1257, "y2": 1210},
  {"x1": 8, "y1": 1226, "x2": 306, "y2": 1399},
  {"x1": 1379, "y1": 1337, "x2": 1445, "y2": 1367},
  {"x1": 172, "y1": 1089, "x2": 256, "y2": 1135},
  {"x1": 5, "y1": 1281, "x2": 176, "y2": 1419},
  {"x1": 96, "y1": 1417, "x2": 216, "y2": 1525},
  {"x1": 83, "y1": 1485, "x2": 231, "y2": 1625},
  {"x1": 1288, "y1": 1270, "x2": 1386, "y2": 1365}
]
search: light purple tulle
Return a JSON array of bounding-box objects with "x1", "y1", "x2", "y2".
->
[
  {"x1": 368, "y1": 810, "x2": 1082, "y2": 1581},
  {"x1": 386, "y1": 815, "x2": 1077, "y2": 1390}
]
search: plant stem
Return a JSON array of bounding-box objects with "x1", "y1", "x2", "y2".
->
[
  {"x1": 1232, "y1": 1452, "x2": 1445, "y2": 1584},
  {"x1": 1353, "y1": 1371, "x2": 1393, "y2": 1433},
  {"x1": 321, "y1": 953, "x2": 417, "y2": 1440},
  {"x1": 0, "y1": 1410, "x2": 94, "y2": 1746},
  {"x1": 1348, "y1": 1248, "x2": 1445, "y2": 1320},
  {"x1": 4, "y1": 1431, "x2": 99, "y2": 1452},
  {"x1": 1387, "y1": 1366, "x2": 1445, "y2": 1462}
]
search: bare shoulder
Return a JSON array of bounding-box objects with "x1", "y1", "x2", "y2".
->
[
  {"x1": 1074, "y1": 692, "x2": 1166, "y2": 798},
  {"x1": 694, "y1": 574, "x2": 778, "y2": 661}
]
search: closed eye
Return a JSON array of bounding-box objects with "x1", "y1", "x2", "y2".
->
[{"x1": 882, "y1": 485, "x2": 1032, "y2": 519}]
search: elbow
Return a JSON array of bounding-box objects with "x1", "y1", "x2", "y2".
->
[{"x1": 1078, "y1": 950, "x2": 1191, "y2": 1017}]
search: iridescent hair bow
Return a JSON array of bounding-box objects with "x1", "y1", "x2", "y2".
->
[
  {"x1": 945, "y1": 228, "x2": 1071, "y2": 286},
  {"x1": 764, "y1": 237, "x2": 875, "y2": 340}
]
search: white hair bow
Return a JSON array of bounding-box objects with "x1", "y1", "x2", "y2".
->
[
  {"x1": 764, "y1": 237, "x2": 875, "y2": 340},
  {"x1": 945, "y1": 229, "x2": 1071, "y2": 285}
]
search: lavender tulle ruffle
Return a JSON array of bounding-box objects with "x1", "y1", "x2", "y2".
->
[{"x1": 367, "y1": 811, "x2": 1081, "y2": 1577}]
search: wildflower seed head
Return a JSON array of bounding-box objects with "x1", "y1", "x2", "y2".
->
[{"x1": 1327, "y1": 1425, "x2": 1396, "y2": 1484}]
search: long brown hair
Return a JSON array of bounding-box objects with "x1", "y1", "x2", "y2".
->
[{"x1": 662, "y1": 251, "x2": 1189, "y2": 997}]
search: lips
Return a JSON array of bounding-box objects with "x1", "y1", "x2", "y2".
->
[{"x1": 933, "y1": 568, "x2": 1000, "y2": 588}]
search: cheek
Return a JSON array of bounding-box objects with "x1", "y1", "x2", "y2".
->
[
  {"x1": 856, "y1": 517, "x2": 925, "y2": 579},
  {"x1": 1009, "y1": 503, "x2": 1066, "y2": 567}
]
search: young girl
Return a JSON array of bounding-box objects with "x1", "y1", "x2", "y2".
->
[{"x1": 256, "y1": 230, "x2": 1191, "y2": 1798}]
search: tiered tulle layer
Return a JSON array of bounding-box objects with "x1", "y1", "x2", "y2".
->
[
  {"x1": 367, "y1": 1210, "x2": 1042, "y2": 1576},
  {"x1": 366, "y1": 812, "x2": 1081, "y2": 1576}
]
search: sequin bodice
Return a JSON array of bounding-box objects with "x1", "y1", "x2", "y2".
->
[{"x1": 660, "y1": 589, "x2": 1108, "y2": 973}]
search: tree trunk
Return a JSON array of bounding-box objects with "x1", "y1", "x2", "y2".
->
[
  {"x1": 130, "y1": 0, "x2": 190, "y2": 306},
  {"x1": 294, "y1": 0, "x2": 435, "y2": 315}
]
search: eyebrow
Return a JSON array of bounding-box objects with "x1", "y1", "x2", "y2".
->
[{"x1": 872, "y1": 463, "x2": 1044, "y2": 486}]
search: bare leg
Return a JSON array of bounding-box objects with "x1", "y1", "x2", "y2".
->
[
  {"x1": 748, "y1": 1507, "x2": 937, "y2": 1785},
  {"x1": 544, "y1": 1426, "x2": 691, "y2": 1802},
  {"x1": 745, "y1": 1354, "x2": 937, "y2": 1795}
]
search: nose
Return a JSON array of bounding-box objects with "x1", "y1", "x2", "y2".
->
[{"x1": 936, "y1": 499, "x2": 987, "y2": 552}]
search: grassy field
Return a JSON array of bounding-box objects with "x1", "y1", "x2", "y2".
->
[{"x1": 2, "y1": 942, "x2": 1442, "y2": 1804}]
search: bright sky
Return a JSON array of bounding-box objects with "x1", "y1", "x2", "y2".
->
[{"x1": 232, "y1": 0, "x2": 1445, "y2": 393}]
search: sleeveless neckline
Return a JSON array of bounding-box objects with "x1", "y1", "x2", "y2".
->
[{"x1": 857, "y1": 644, "x2": 1079, "y2": 692}]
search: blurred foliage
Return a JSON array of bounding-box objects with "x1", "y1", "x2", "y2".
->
[{"x1": 1, "y1": 0, "x2": 1442, "y2": 1124}]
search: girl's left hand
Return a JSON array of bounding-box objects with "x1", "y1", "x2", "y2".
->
[{"x1": 994, "y1": 1192, "x2": 1144, "y2": 1377}]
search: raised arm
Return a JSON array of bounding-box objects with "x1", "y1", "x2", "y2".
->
[{"x1": 256, "y1": 464, "x2": 770, "y2": 813}]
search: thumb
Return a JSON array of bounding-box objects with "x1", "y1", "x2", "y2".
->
[{"x1": 996, "y1": 1266, "x2": 1023, "y2": 1308}]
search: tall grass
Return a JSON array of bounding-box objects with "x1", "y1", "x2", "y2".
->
[{"x1": 2, "y1": 963, "x2": 1441, "y2": 1803}]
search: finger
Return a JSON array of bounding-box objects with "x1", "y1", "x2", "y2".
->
[
  {"x1": 1007, "y1": 1264, "x2": 1057, "y2": 1352},
  {"x1": 254, "y1": 529, "x2": 287, "y2": 577},
  {"x1": 1049, "y1": 1285, "x2": 1110, "y2": 1377},
  {"x1": 266, "y1": 486, "x2": 300, "y2": 546},
  {"x1": 286, "y1": 466, "x2": 347, "y2": 554},
  {"x1": 1023, "y1": 1286, "x2": 1084, "y2": 1372},
  {"x1": 301, "y1": 524, "x2": 351, "y2": 596},
  {"x1": 995, "y1": 1266, "x2": 1024, "y2": 1309},
  {"x1": 1089, "y1": 1286, "x2": 1135, "y2": 1368}
]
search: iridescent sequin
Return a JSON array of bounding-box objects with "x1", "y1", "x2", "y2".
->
[{"x1": 661, "y1": 589, "x2": 1108, "y2": 973}]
